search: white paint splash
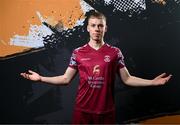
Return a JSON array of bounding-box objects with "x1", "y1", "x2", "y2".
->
[
  {"x1": 104, "y1": 0, "x2": 112, "y2": 5},
  {"x1": 36, "y1": 11, "x2": 46, "y2": 22},
  {"x1": 10, "y1": 24, "x2": 53, "y2": 48},
  {"x1": 76, "y1": 0, "x2": 96, "y2": 26},
  {"x1": 74, "y1": 19, "x2": 85, "y2": 27},
  {"x1": 80, "y1": 0, "x2": 94, "y2": 14},
  {"x1": 10, "y1": 11, "x2": 53, "y2": 48},
  {"x1": 10, "y1": 1, "x2": 95, "y2": 48}
]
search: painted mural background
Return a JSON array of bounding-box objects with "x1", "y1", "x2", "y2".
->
[
  {"x1": 0, "y1": 0, "x2": 180, "y2": 124},
  {"x1": 0, "y1": 0, "x2": 90, "y2": 57}
]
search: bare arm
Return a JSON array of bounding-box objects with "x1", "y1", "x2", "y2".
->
[
  {"x1": 20, "y1": 67, "x2": 77, "y2": 85},
  {"x1": 119, "y1": 67, "x2": 172, "y2": 87}
]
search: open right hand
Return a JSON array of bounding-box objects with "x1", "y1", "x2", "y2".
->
[{"x1": 20, "y1": 70, "x2": 41, "y2": 81}]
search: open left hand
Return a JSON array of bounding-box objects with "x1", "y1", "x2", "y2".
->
[{"x1": 152, "y1": 73, "x2": 172, "y2": 86}]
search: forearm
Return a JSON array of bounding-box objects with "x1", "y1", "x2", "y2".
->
[
  {"x1": 40, "y1": 67, "x2": 77, "y2": 85},
  {"x1": 40, "y1": 75, "x2": 69, "y2": 85},
  {"x1": 124, "y1": 75, "x2": 153, "y2": 87},
  {"x1": 120, "y1": 67, "x2": 171, "y2": 87},
  {"x1": 120, "y1": 67, "x2": 153, "y2": 87}
]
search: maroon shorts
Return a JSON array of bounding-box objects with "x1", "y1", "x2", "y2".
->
[{"x1": 72, "y1": 109, "x2": 115, "y2": 124}]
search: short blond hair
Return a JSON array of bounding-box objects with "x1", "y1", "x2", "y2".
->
[{"x1": 86, "y1": 10, "x2": 106, "y2": 24}]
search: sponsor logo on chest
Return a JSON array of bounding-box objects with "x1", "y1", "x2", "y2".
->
[{"x1": 104, "y1": 55, "x2": 111, "y2": 62}]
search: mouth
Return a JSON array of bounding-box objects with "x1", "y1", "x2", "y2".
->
[
  {"x1": 94, "y1": 35, "x2": 101, "y2": 38},
  {"x1": 93, "y1": 33, "x2": 101, "y2": 36}
]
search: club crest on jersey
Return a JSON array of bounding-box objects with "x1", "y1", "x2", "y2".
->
[{"x1": 104, "y1": 55, "x2": 110, "y2": 62}]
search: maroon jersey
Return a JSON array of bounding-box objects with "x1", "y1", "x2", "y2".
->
[{"x1": 69, "y1": 43, "x2": 125, "y2": 114}]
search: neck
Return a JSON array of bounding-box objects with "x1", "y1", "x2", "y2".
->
[{"x1": 88, "y1": 40, "x2": 105, "y2": 50}]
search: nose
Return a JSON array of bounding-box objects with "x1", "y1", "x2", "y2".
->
[{"x1": 95, "y1": 26, "x2": 100, "y2": 31}]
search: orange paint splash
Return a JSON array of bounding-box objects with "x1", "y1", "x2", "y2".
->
[{"x1": 0, "y1": 0, "x2": 84, "y2": 57}]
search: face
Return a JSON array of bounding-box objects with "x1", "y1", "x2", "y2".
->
[{"x1": 87, "y1": 17, "x2": 107, "y2": 42}]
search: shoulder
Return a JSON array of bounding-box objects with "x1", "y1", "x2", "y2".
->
[
  {"x1": 73, "y1": 44, "x2": 88, "y2": 53},
  {"x1": 105, "y1": 43, "x2": 124, "y2": 57},
  {"x1": 105, "y1": 43, "x2": 121, "y2": 52}
]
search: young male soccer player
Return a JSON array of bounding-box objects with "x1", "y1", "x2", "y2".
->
[{"x1": 21, "y1": 10, "x2": 172, "y2": 124}]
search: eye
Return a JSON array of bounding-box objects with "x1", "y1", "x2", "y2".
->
[
  {"x1": 91, "y1": 24, "x2": 96, "y2": 27},
  {"x1": 98, "y1": 24, "x2": 104, "y2": 28}
]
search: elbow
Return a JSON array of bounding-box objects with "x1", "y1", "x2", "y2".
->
[
  {"x1": 62, "y1": 76, "x2": 71, "y2": 85},
  {"x1": 62, "y1": 79, "x2": 70, "y2": 85},
  {"x1": 123, "y1": 79, "x2": 129, "y2": 85},
  {"x1": 122, "y1": 75, "x2": 131, "y2": 86}
]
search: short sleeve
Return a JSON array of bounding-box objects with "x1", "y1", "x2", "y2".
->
[
  {"x1": 117, "y1": 49, "x2": 125, "y2": 69},
  {"x1": 69, "y1": 50, "x2": 78, "y2": 69}
]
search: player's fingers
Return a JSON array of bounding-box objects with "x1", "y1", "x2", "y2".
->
[
  {"x1": 165, "y1": 74, "x2": 172, "y2": 82},
  {"x1": 28, "y1": 70, "x2": 34, "y2": 74},
  {"x1": 20, "y1": 73, "x2": 24, "y2": 76},
  {"x1": 27, "y1": 74, "x2": 30, "y2": 79},
  {"x1": 21, "y1": 73, "x2": 26, "y2": 78},
  {"x1": 20, "y1": 73, "x2": 31, "y2": 80},
  {"x1": 23, "y1": 73, "x2": 30, "y2": 79},
  {"x1": 157, "y1": 73, "x2": 166, "y2": 78}
]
